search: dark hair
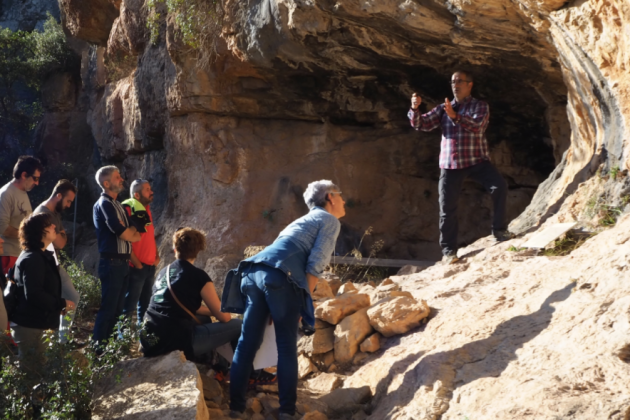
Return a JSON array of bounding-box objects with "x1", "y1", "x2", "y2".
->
[
  {"x1": 19, "y1": 213, "x2": 53, "y2": 251},
  {"x1": 13, "y1": 156, "x2": 44, "y2": 180},
  {"x1": 173, "y1": 228, "x2": 206, "y2": 260},
  {"x1": 453, "y1": 70, "x2": 474, "y2": 83},
  {"x1": 52, "y1": 179, "x2": 77, "y2": 197}
]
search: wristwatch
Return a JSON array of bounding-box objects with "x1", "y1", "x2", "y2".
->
[{"x1": 454, "y1": 115, "x2": 461, "y2": 124}]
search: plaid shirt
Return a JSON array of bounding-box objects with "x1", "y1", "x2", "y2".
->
[{"x1": 408, "y1": 96, "x2": 490, "y2": 169}]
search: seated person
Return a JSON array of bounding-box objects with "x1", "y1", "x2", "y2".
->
[
  {"x1": 140, "y1": 228, "x2": 242, "y2": 360},
  {"x1": 11, "y1": 213, "x2": 75, "y2": 372}
]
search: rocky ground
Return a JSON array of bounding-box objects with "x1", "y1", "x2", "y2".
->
[{"x1": 93, "y1": 201, "x2": 630, "y2": 419}]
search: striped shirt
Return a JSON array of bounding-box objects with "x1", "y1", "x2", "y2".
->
[
  {"x1": 93, "y1": 193, "x2": 132, "y2": 256},
  {"x1": 408, "y1": 96, "x2": 490, "y2": 169}
]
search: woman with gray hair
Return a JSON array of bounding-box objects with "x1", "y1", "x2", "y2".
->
[{"x1": 224, "y1": 180, "x2": 345, "y2": 420}]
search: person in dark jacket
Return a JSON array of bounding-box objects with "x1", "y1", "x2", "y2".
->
[{"x1": 11, "y1": 213, "x2": 76, "y2": 372}]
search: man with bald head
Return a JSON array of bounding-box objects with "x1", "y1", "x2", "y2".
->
[{"x1": 408, "y1": 70, "x2": 511, "y2": 264}]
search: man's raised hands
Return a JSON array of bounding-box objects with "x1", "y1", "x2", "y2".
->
[
  {"x1": 411, "y1": 93, "x2": 421, "y2": 110},
  {"x1": 444, "y1": 97, "x2": 457, "y2": 119}
]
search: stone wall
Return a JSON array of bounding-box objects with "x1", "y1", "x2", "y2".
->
[{"x1": 55, "y1": 0, "x2": 630, "y2": 279}]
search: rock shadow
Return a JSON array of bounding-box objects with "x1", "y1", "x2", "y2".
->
[{"x1": 370, "y1": 281, "x2": 574, "y2": 418}]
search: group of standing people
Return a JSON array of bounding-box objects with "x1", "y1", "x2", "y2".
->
[{"x1": 0, "y1": 69, "x2": 512, "y2": 419}]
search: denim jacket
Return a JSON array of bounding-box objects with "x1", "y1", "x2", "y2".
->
[
  {"x1": 221, "y1": 207, "x2": 340, "y2": 327},
  {"x1": 221, "y1": 237, "x2": 316, "y2": 326}
]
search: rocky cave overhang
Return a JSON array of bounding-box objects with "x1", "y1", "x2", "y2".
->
[{"x1": 61, "y1": 0, "x2": 630, "y2": 262}]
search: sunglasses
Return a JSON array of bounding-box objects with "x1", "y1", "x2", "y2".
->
[{"x1": 30, "y1": 175, "x2": 40, "y2": 182}]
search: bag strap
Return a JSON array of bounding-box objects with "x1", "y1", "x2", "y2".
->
[{"x1": 166, "y1": 264, "x2": 202, "y2": 325}]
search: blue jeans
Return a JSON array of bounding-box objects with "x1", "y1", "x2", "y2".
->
[
  {"x1": 192, "y1": 318, "x2": 243, "y2": 357},
  {"x1": 93, "y1": 258, "x2": 130, "y2": 344},
  {"x1": 230, "y1": 264, "x2": 303, "y2": 415},
  {"x1": 122, "y1": 264, "x2": 156, "y2": 323}
]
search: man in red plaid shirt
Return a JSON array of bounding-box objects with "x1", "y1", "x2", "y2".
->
[{"x1": 408, "y1": 71, "x2": 511, "y2": 264}]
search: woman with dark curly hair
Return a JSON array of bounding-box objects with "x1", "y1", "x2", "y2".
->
[{"x1": 11, "y1": 213, "x2": 76, "y2": 370}]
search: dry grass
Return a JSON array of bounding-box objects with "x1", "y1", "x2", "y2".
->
[{"x1": 542, "y1": 230, "x2": 596, "y2": 257}]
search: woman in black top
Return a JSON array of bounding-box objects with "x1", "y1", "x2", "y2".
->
[
  {"x1": 11, "y1": 213, "x2": 76, "y2": 371},
  {"x1": 141, "y1": 228, "x2": 242, "y2": 360}
]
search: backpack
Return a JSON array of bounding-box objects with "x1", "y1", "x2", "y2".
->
[{"x1": 3, "y1": 266, "x2": 19, "y2": 318}]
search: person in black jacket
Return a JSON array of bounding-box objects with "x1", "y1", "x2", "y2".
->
[{"x1": 11, "y1": 213, "x2": 76, "y2": 372}]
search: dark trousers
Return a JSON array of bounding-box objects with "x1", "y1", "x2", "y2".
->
[
  {"x1": 93, "y1": 258, "x2": 130, "y2": 344},
  {"x1": 439, "y1": 160, "x2": 507, "y2": 255},
  {"x1": 122, "y1": 264, "x2": 156, "y2": 323}
]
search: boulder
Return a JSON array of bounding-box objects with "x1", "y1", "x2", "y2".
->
[
  {"x1": 337, "y1": 282, "x2": 358, "y2": 295},
  {"x1": 351, "y1": 410, "x2": 369, "y2": 420},
  {"x1": 359, "y1": 333, "x2": 382, "y2": 353},
  {"x1": 306, "y1": 373, "x2": 343, "y2": 393},
  {"x1": 207, "y1": 408, "x2": 224, "y2": 418},
  {"x1": 247, "y1": 398, "x2": 263, "y2": 413},
  {"x1": 369, "y1": 281, "x2": 403, "y2": 303},
  {"x1": 311, "y1": 351, "x2": 335, "y2": 370},
  {"x1": 259, "y1": 394, "x2": 280, "y2": 414},
  {"x1": 381, "y1": 278, "x2": 394, "y2": 286},
  {"x1": 251, "y1": 413, "x2": 265, "y2": 420},
  {"x1": 367, "y1": 296, "x2": 430, "y2": 337},
  {"x1": 301, "y1": 411, "x2": 329, "y2": 420},
  {"x1": 319, "y1": 386, "x2": 372, "y2": 415},
  {"x1": 298, "y1": 354, "x2": 315, "y2": 379},
  {"x1": 352, "y1": 352, "x2": 368, "y2": 365},
  {"x1": 92, "y1": 351, "x2": 208, "y2": 420},
  {"x1": 315, "y1": 319, "x2": 333, "y2": 329},
  {"x1": 256, "y1": 384, "x2": 279, "y2": 393},
  {"x1": 200, "y1": 374, "x2": 223, "y2": 405},
  {"x1": 312, "y1": 326, "x2": 335, "y2": 354},
  {"x1": 397, "y1": 265, "x2": 429, "y2": 275},
  {"x1": 312, "y1": 278, "x2": 335, "y2": 299},
  {"x1": 327, "y1": 278, "x2": 342, "y2": 296},
  {"x1": 334, "y1": 308, "x2": 374, "y2": 363},
  {"x1": 298, "y1": 334, "x2": 314, "y2": 355},
  {"x1": 315, "y1": 294, "x2": 371, "y2": 325}
]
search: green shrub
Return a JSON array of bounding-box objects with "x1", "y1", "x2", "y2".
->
[
  {"x1": 146, "y1": 0, "x2": 224, "y2": 68},
  {"x1": 60, "y1": 252, "x2": 101, "y2": 323},
  {"x1": 0, "y1": 13, "x2": 76, "y2": 139},
  {"x1": 0, "y1": 319, "x2": 146, "y2": 419}
]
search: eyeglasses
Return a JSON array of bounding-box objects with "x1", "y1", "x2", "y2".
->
[
  {"x1": 450, "y1": 79, "x2": 471, "y2": 86},
  {"x1": 330, "y1": 191, "x2": 342, "y2": 196},
  {"x1": 30, "y1": 176, "x2": 40, "y2": 182}
]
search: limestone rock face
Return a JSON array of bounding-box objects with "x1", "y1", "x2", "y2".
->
[
  {"x1": 334, "y1": 308, "x2": 374, "y2": 364},
  {"x1": 315, "y1": 293, "x2": 371, "y2": 325},
  {"x1": 367, "y1": 296, "x2": 430, "y2": 337},
  {"x1": 59, "y1": 0, "x2": 119, "y2": 45},
  {"x1": 92, "y1": 351, "x2": 208, "y2": 420},
  {"x1": 339, "y1": 215, "x2": 630, "y2": 419},
  {"x1": 53, "y1": 1, "x2": 630, "y2": 416}
]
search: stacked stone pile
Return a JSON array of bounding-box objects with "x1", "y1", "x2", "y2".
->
[{"x1": 298, "y1": 278, "x2": 430, "y2": 379}]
